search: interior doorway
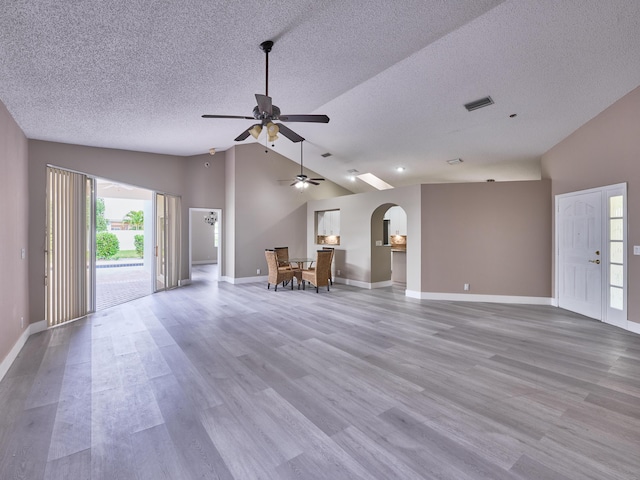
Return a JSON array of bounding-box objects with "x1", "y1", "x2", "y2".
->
[
  {"x1": 189, "y1": 208, "x2": 222, "y2": 283},
  {"x1": 556, "y1": 183, "x2": 627, "y2": 328}
]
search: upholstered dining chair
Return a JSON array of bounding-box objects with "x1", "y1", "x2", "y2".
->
[
  {"x1": 265, "y1": 249, "x2": 295, "y2": 291},
  {"x1": 301, "y1": 249, "x2": 332, "y2": 293}
]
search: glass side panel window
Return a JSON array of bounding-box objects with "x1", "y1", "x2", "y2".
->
[{"x1": 608, "y1": 195, "x2": 624, "y2": 311}]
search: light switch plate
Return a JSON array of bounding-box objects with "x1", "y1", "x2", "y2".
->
[
  {"x1": 375, "y1": 240, "x2": 382, "y2": 246},
  {"x1": 634, "y1": 246, "x2": 640, "y2": 255}
]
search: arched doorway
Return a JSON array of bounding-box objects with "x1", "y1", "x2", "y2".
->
[{"x1": 370, "y1": 203, "x2": 407, "y2": 288}]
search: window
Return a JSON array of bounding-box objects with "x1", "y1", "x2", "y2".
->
[{"x1": 608, "y1": 195, "x2": 624, "y2": 310}]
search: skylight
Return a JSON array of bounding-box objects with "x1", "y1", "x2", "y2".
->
[{"x1": 356, "y1": 173, "x2": 394, "y2": 190}]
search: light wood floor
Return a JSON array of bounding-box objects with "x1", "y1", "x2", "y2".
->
[{"x1": 1, "y1": 265, "x2": 640, "y2": 479}]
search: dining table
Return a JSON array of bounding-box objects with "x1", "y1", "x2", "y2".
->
[{"x1": 289, "y1": 257, "x2": 315, "y2": 269}]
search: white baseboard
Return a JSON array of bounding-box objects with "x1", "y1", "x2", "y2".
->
[
  {"x1": 627, "y1": 321, "x2": 640, "y2": 334},
  {"x1": 405, "y1": 291, "x2": 553, "y2": 305},
  {"x1": 220, "y1": 275, "x2": 267, "y2": 285},
  {"x1": 178, "y1": 279, "x2": 192, "y2": 286},
  {"x1": 334, "y1": 278, "x2": 392, "y2": 289},
  {"x1": 0, "y1": 319, "x2": 46, "y2": 382},
  {"x1": 192, "y1": 260, "x2": 218, "y2": 265}
]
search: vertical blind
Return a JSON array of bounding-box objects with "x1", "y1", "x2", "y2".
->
[
  {"x1": 45, "y1": 167, "x2": 92, "y2": 326},
  {"x1": 165, "y1": 194, "x2": 181, "y2": 290}
]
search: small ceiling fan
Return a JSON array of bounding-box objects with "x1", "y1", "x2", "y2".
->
[
  {"x1": 291, "y1": 141, "x2": 324, "y2": 188},
  {"x1": 202, "y1": 40, "x2": 330, "y2": 143}
]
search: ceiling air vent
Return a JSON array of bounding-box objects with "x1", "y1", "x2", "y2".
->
[
  {"x1": 464, "y1": 96, "x2": 494, "y2": 112},
  {"x1": 321, "y1": 152, "x2": 332, "y2": 158}
]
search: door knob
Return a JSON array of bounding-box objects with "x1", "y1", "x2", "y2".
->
[{"x1": 588, "y1": 259, "x2": 601, "y2": 264}]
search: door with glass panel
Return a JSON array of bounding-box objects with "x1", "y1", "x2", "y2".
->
[
  {"x1": 556, "y1": 184, "x2": 626, "y2": 326},
  {"x1": 154, "y1": 193, "x2": 181, "y2": 291}
]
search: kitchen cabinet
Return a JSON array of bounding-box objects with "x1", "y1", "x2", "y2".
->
[
  {"x1": 317, "y1": 210, "x2": 340, "y2": 236},
  {"x1": 384, "y1": 206, "x2": 406, "y2": 235}
]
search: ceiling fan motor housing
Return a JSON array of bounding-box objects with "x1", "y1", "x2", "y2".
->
[{"x1": 253, "y1": 105, "x2": 281, "y2": 121}]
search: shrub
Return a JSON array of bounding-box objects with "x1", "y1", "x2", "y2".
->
[
  {"x1": 96, "y1": 232, "x2": 120, "y2": 259},
  {"x1": 134, "y1": 234, "x2": 144, "y2": 258},
  {"x1": 96, "y1": 198, "x2": 108, "y2": 232}
]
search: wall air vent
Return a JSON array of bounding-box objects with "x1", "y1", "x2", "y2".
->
[
  {"x1": 321, "y1": 152, "x2": 332, "y2": 158},
  {"x1": 464, "y1": 96, "x2": 494, "y2": 112}
]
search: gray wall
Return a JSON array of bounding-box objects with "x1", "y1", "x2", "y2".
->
[
  {"x1": 0, "y1": 100, "x2": 29, "y2": 365},
  {"x1": 224, "y1": 143, "x2": 352, "y2": 280},
  {"x1": 542, "y1": 84, "x2": 640, "y2": 325},
  {"x1": 420, "y1": 180, "x2": 551, "y2": 297},
  {"x1": 307, "y1": 181, "x2": 551, "y2": 299}
]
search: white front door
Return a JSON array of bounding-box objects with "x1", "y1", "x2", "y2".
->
[
  {"x1": 558, "y1": 191, "x2": 603, "y2": 319},
  {"x1": 557, "y1": 184, "x2": 627, "y2": 327}
]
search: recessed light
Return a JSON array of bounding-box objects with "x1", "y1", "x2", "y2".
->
[
  {"x1": 321, "y1": 152, "x2": 332, "y2": 158},
  {"x1": 446, "y1": 158, "x2": 463, "y2": 165},
  {"x1": 396, "y1": 166, "x2": 405, "y2": 172},
  {"x1": 509, "y1": 113, "x2": 517, "y2": 118}
]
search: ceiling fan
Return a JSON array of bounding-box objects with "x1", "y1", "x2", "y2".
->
[
  {"x1": 291, "y1": 141, "x2": 325, "y2": 188},
  {"x1": 202, "y1": 40, "x2": 330, "y2": 143}
]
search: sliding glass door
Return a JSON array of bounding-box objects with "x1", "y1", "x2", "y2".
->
[{"x1": 46, "y1": 166, "x2": 182, "y2": 323}]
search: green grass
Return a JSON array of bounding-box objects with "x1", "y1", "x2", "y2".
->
[{"x1": 114, "y1": 250, "x2": 142, "y2": 259}]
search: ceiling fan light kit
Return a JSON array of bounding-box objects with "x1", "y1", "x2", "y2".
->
[{"x1": 202, "y1": 40, "x2": 329, "y2": 145}]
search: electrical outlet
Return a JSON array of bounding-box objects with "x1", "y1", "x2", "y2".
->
[
  {"x1": 21, "y1": 317, "x2": 24, "y2": 328},
  {"x1": 257, "y1": 268, "x2": 261, "y2": 275},
  {"x1": 337, "y1": 269, "x2": 341, "y2": 276},
  {"x1": 21, "y1": 248, "x2": 26, "y2": 259},
  {"x1": 464, "y1": 283, "x2": 470, "y2": 291}
]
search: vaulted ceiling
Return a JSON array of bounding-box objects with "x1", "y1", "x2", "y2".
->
[{"x1": 2, "y1": 1, "x2": 640, "y2": 193}]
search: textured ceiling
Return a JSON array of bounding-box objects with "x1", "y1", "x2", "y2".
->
[{"x1": 1, "y1": 0, "x2": 640, "y2": 193}]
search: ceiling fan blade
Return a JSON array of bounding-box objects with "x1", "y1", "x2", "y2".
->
[
  {"x1": 234, "y1": 128, "x2": 252, "y2": 141},
  {"x1": 279, "y1": 114, "x2": 330, "y2": 123},
  {"x1": 202, "y1": 114, "x2": 254, "y2": 120},
  {"x1": 309, "y1": 178, "x2": 325, "y2": 181},
  {"x1": 255, "y1": 94, "x2": 272, "y2": 115},
  {"x1": 308, "y1": 181, "x2": 320, "y2": 186},
  {"x1": 276, "y1": 123, "x2": 305, "y2": 143},
  {"x1": 290, "y1": 181, "x2": 298, "y2": 187}
]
